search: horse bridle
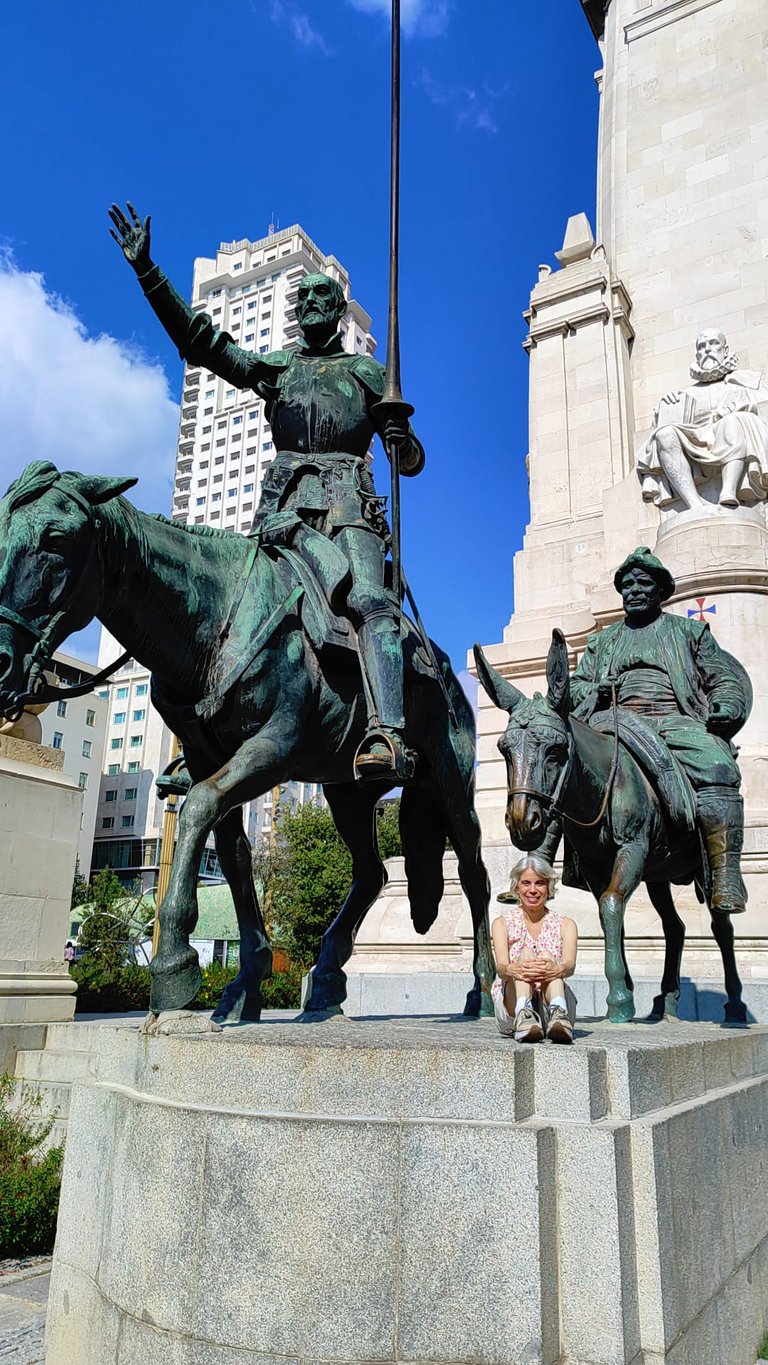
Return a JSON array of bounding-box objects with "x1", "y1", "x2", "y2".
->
[
  {"x1": 504, "y1": 687, "x2": 621, "y2": 831},
  {"x1": 0, "y1": 484, "x2": 129, "y2": 721}
]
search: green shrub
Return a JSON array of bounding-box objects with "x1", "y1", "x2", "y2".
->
[
  {"x1": 0, "y1": 1075, "x2": 63, "y2": 1257},
  {"x1": 260, "y1": 963, "x2": 304, "y2": 1009},
  {"x1": 72, "y1": 960, "x2": 150, "y2": 1013}
]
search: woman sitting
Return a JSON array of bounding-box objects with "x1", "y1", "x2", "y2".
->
[{"x1": 491, "y1": 855, "x2": 578, "y2": 1043}]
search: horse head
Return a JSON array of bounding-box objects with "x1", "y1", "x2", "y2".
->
[
  {"x1": 474, "y1": 630, "x2": 572, "y2": 850},
  {"x1": 0, "y1": 461, "x2": 137, "y2": 719}
]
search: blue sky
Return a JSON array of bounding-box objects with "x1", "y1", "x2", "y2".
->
[{"x1": 0, "y1": 0, "x2": 599, "y2": 672}]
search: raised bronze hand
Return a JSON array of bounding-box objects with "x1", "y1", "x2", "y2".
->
[{"x1": 108, "y1": 201, "x2": 152, "y2": 271}]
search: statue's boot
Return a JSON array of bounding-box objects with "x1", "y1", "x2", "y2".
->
[
  {"x1": 698, "y1": 789, "x2": 747, "y2": 914},
  {"x1": 354, "y1": 613, "x2": 415, "y2": 783}
]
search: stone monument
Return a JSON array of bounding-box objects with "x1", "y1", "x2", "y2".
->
[
  {"x1": 474, "y1": 0, "x2": 768, "y2": 1005},
  {"x1": 0, "y1": 698, "x2": 80, "y2": 1065}
]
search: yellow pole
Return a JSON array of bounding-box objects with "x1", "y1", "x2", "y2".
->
[{"x1": 152, "y1": 735, "x2": 181, "y2": 958}]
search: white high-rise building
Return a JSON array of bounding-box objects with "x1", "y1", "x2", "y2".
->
[
  {"x1": 92, "y1": 225, "x2": 374, "y2": 884},
  {"x1": 170, "y1": 224, "x2": 375, "y2": 533}
]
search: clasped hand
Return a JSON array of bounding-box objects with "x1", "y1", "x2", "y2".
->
[{"x1": 514, "y1": 957, "x2": 561, "y2": 987}]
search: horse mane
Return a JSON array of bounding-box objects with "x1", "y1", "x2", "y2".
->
[{"x1": 149, "y1": 513, "x2": 241, "y2": 541}]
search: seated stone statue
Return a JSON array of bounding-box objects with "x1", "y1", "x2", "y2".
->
[
  {"x1": 567, "y1": 547, "x2": 750, "y2": 913},
  {"x1": 637, "y1": 329, "x2": 768, "y2": 511}
]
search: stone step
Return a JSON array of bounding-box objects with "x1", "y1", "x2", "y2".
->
[
  {"x1": 42, "y1": 1021, "x2": 113, "y2": 1053},
  {"x1": 14, "y1": 1047, "x2": 94, "y2": 1086},
  {"x1": 17, "y1": 1079, "x2": 72, "y2": 1122}
]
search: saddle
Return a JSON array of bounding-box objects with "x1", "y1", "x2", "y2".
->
[
  {"x1": 269, "y1": 529, "x2": 435, "y2": 679},
  {"x1": 589, "y1": 709, "x2": 697, "y2": 835}
]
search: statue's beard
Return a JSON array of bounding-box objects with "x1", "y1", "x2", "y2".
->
[{"x1": 690, "y1": 353, "x2": 739, "y2": 384}]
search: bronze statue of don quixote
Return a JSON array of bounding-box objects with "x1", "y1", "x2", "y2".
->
[{"x1": 0, "y1": 0, "x2": 753, "y2": 1030}]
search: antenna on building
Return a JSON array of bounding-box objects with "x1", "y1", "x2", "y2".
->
[{"x1": 268, "y1": 213, "x2": 279, "y2": 236}]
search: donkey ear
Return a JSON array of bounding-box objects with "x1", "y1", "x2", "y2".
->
[
  {"x1": 473, "y1": 644, "x2": 526, "y2": 714},
  {"x1": 71, "y1": 473, "x2": 139, "y2": 505},
  {"x1": 546, "y1": 628, "x2": 571, "y2": 718}
]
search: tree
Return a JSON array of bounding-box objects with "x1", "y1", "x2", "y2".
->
[
  {"x1": 266, "y1": 805, "x2": 352, "y2": 969},
  {"x1": 252, "y1": 799, "x2": 402, "y2": 971},
  {"x1": 70, "y1": 860, "x2": 89, "y2": 910},
  {"x1": 376, "y1": 798, "x2": 402, "y2": 860},
  {"x1": 78, "y1": 870, "x2": 152, "y2": 971}
]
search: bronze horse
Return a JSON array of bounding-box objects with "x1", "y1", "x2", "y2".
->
[
  {"x1": 0, "y1": 462, "x2": 494, "y2": 1021},
  {"x1": 475, "y1": 632, "x2": 747, "y2": 1024}
]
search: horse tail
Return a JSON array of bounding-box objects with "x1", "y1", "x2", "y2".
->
[{"x1": 399, "y1": 781, "x2": 450, "y2": 935}]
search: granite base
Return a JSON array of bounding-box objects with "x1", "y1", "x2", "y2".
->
[{"x1": 46, "y1": 1018, "x2": 768, "y2": 1365}]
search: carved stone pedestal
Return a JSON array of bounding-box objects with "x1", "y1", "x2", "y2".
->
[{"x1": 0, "y1": 752, "x2": 80, "y2": 1031}]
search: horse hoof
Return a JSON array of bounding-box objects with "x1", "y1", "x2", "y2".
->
[
  {"x1": 150, "y1": 950, "x2": 202, "y2": 1014},
  {"x1": 606, "y1": 995, "x2": 635, "y2": 1024},
  {"x1": 296, "y1": 1005, "x2": 348, "y2": 1023},
  {"x1": 463, "y1": 988, "x2": 494, "y2": 1019},
  {"x1": 211, "y1": 981, "x2": 263, "y2": 1026},
  {"x1": 724, "y1": 1000, "x2": 748, "y2": 1024}
]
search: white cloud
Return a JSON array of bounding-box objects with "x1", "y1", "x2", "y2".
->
[
  {"x1": 349, "y1": 0, "x2": 450, "y2": 37},
  {"x1": 417, "y1": 68, "x2": 506, "y2": 133},
  {"x1": 270, "y1": 0, "x2": 332, "y2": 52},
  {"x1": 0, "y1": 254, "x2": 179, "y2": 515}
]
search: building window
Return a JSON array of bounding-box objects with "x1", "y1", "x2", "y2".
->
[
  {"x1": 228, "y1": 488, "x2": 237, "y2": 498},
  {"x1": 127, "y1": 761, "x2": 140, "y2": 773},
  {"x1": 107, "y1": 763, "x2": 120, "y2": 776},
  {"x1": 225, "y1": 389, "x2": 235, "y2": 399},
  {"x1": 263, "y1": 442, "x2": 273, "y2": 451},
  {"x1": 233, "y1": 415, "x2": 242, "y2": 425},
  {"x1": 82, "y1": 740, "x2": 92, "y2": 758},
  {"x1": 113, "y1": 711, "x2": 126, "y2": 724},
  {"x1": 105, "y1": 789, "x2": 117, "y2": 802},
  {"x1": 258, "y1": 346, "x2": 268, "y2": 354},
  {"x1": 135, "y1": 684, "x2": 147, "y2": 696},
  {"x1": 212, "y1": 493, "x2": 221, "y2": 502},
  {"x1": 86, "y1": 709, "x2": 96, "y2": 727},
  {"x1": 260, "y1": 329, "x2": 269, "y2": 338},
  {"x1": 243, "y1": 483, "x2": 254, "y2": 494},
  {"x1": 245, "y1": 334, "x2": 254, "y2": 343},
  {"x1": 232, "y1": 306, "x2": 241, "y2": 315},
  {"x1": 56, "y1": 699, "x2": 67, "y2": 717},
  {"x1": 52, "y1": 731, "x2": 63, "y2": 749},
  {"x1": 110, "y1": 738, "x2": 123, "y2": 750},
  {"x1": 125, "y1": 787, "x2": 137, "y2": 800},
  {"x1": 116, "y1": 686, "x2": 128, "y2": 699},
  {"x1": 196, "y1": 498, "x2": 205, "y2": 507},
  {"x1": 121, "y1": 815, "x2": 135, "y2": 828},
  {"x1": 102, "y1": 817, "x2": 114, "y2": 830},
  {"x1": 130, "y1": 735, "x2": 143, "y2": 748},
  {"x1": 78, "y1": 772, "x2": 88, "y2": 790},
  {"x1": 132, "y1": 709, "x2": 145, "y2": 722}
]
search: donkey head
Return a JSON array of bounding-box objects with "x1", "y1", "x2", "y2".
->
[{"x1": 473, "y1": 630, "x2": 572, "y2": 850}]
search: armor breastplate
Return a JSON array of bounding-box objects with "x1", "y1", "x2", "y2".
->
[{"x1": 269, "y1": 355, "x2": 374, "y2": 457}]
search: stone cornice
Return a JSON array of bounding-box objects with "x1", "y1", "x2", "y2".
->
[
  {"x1": 581, "y1": 0, "x2": 609, "y2": 40},
  {"x1": 625, "y1": 0, "x2": 723, "y2": 43}
]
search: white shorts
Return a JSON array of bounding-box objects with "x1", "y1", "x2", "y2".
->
[{"x1": 493, "y1": 981, "x2": 578, "y2": 1038}]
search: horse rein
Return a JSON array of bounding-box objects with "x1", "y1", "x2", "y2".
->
[{"x1": 506, "y1": 684, "x2": 621, "y2": 831}]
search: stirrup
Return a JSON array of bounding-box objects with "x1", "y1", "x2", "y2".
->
[{"x1": 354, "y1": 729, "x2": 415, "y2": 783}]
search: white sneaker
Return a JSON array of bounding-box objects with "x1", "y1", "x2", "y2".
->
[{"x1": 514, "y1": 1004, "x2": 544, "y2": 1043}]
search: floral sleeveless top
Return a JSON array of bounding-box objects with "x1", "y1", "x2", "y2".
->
[{"x1": 492, "y1": 905, "x2": 565, "y2": 997}]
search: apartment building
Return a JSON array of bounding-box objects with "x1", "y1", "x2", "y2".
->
[{"x1": 38, "y1": 652, "x2": 108, "y2": 876}]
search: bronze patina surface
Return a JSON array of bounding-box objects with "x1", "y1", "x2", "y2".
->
[{"x1": 476, "y1": 547, "x2": 751, "y2": 1024}]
